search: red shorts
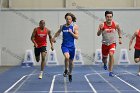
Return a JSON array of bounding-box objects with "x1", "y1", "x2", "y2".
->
[{"x1": 102, "y1": 43, "x2": 116, "y2": 57}]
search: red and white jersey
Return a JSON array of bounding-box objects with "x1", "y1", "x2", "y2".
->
[
  {"x1": 34, "y1": 27, "x2": 48, "y2": 48},
  {"x1": 135, "y1": 30, "x2": 140, "y2": 50},
  {"x1": 102, "y1": 21, "x2": 117, "y2": 45}
]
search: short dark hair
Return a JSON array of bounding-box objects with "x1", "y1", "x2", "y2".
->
[
  {"x1": 65, "y1": 13, "x2": 76, "y2": 22},
  {"x1": 39, "y1": 20, "x2": 45, "y2": 24},
  {"x1": 105, "y1": 11, "x2": 113, "y2": 16}
]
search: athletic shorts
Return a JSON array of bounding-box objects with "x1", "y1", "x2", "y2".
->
[
  {"x1": 102, "y1": 43, "x2": 116, "y2": 57},
  {"x1": 134, "y1": 49, "x2": 140, "y2": 58},
  {"x1": 34, "y1": 46, "x2": 47, "y2": 57},
  {"x1": 61, "y1": 46, "x2": 75, "y2": 60}
]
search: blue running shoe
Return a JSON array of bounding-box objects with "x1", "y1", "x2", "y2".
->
[
  {"x1": 109, "y1": 72, "x2": 114, "y2": 77},
  {"x1": 103, "y1": 64, "x2": 107, "y2": 70}
]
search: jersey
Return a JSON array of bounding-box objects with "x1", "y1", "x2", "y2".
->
[
  {"x1": 102, "y1": 21, "x2": 117, "y2": 45},
  {"x1": 134, "y1": 30, "x2": 140, "y2": 50},
  {"x1": 34, "y1": 27, "x2": 48, "y2": 48},
  {"x1": 61, "y1": 23, "x2": 75, "y2": 47}
]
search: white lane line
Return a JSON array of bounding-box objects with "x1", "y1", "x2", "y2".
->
[
  {"x1": 13, "y1": 70, "x2": 37, "y2": 93},
  {"x1": 4, "y1": 75, "x2": 27, "y2": 93},
  {"x1": 64, "y1": 77, "x2": 68, "y2": 93},
  {"x1": 84, "y1": 69, "x2": 109, "y2": 93},
  {"x1": 6, "y1": 90, "x2": 138, "y2": 93},
  {"x1": 125, "y1": 71, "x2": 138, "y2": 76},
  {"x1": 94, "y1": 71, "x2": 121, "y2": 93},
  {"x1": 115, "y1": 71, "x2": 138, "y2": 77},
  {"x1": 85, "y1": 72, "x2": 108, "y2": 76},
  {"x1": 4, "y1": 70, "x2": 37, "y2": 93},
  {"x1": 84, "y1": 74, "x2": 97, "y2": 93},
  {"x1": 88, "y1": 67, "x2": 121, "y2": 93},
  {"x1": 115, "y1": 73, "x2": 140, "y2": 92},
  {"x1": 49, "y1": 74, "x2": 62, "y2": 93}
]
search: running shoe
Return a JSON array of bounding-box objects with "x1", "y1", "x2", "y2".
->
[
  {"x1": 69, "y1": 74, "x2": 72, "y2": 82},
  {"x1": 109, "y1": 72, "x2": 114, "y2": 77},
  {"x1": 63, "y1": 70, "x2": 68, "y2": 77},
  {"x1": 103, "y1": 64, "x2": 107, "y2": 70},
  {"x1": 137, "y1": 72, "x2": 140, "y2": 76},
  {"x1": 38, "y1": 72, "x2": 43, "y2": 79}
]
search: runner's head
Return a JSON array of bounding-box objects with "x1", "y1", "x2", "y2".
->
[
  {"x1": 65, "y1": 13, "x2": 76, "y2": 25},
  {"x1": 39, "y1": 20, "x2": 45, "y2": 29},
  {"x1": 105, "y1": 11, "x2": 113, "y2": 23}
]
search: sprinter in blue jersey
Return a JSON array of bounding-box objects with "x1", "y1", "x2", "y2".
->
[{"x1": 52, "y1": 13, "x2": 79, "y2": 82}]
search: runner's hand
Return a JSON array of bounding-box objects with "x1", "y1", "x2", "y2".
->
[
  {"x1": 119, "y1": 38, "x2": 122, "y2": 44},
  {"x1": 51, "y1": 46, "x2": 54, "y2": 51},
  {"x1": 34, "y1": 43, "x2": 38, "y2": 48},
  {"x1": 129, "y1": 47, "x2": 131, "y2": 51},
  {"x1": 52, "y1": 38, "x2": 56, "y2": 43}
]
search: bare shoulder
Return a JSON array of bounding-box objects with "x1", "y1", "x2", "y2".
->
[
  {"x1": 74, "y1": 24, "x2": 78, "y2": 28},
  {"x1": 135, "y1": 29, "x2": 140, "y2": 35},
  {"x1": 114, "y1": 21, "x2": 119, "y2": 27},
  {"x1": 136, "y1": 29, "x2": 139, "y2": 33},
  {"x1": 33, "y1": 27, "x2": 37, "y2": 32},
  {"x1": 59, "y1": 24, "x2": 64, "y2": 30},
  {"x1": 46, "y1": 27, "x2": 51, "y2": 32}
]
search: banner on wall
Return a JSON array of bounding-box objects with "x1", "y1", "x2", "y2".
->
[
  {"x1": 21, "y1": 49, "x2": 34, "y2": 67},
  {"x1": 118, "y1": 49, "x2": 130, "y2": 65},
  {"x1": 73, "y1": 49, "x2": 84, "y2": 65},
  {"x1": 0, "y1": 48, "x2": 1, "y2": 66},
  {"x1": 47, "y1": 49, "x2": 58, "y2": 65},
  {"x1": 95, "y1": 49, "x2": 102, "y2": 64}
]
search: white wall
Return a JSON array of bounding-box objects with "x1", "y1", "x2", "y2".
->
[
  {"x1": 67, "y1": 0, "x2": 135, "y2": 8},
  {"x1": 10, "y1": 0, "x2": 65, "y2": 8},
  {"x1": 0, "y1": 48, "x2": 1, "y2": 66},
  {"x1": 0, "y1": 9, "x2": 140, "y2": 66},
  {"x1": 4, "y1": 0, "x2": 140, "y2": 8}
]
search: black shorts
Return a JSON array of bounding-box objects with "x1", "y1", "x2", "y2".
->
[
  {"x1": 134, "y1": 49, "x2": 140, "y2": 58},
  {"x1": 34, "y1": 46, "x2": 47, "y2": 57}
]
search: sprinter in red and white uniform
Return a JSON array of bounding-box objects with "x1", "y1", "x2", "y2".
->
[
  {"x1": 31, "y1": 20, "x2": 54, "y2": 79},
  {"x1": 97, "y1": 11, "x2": 122, "y2": 77},
  {"x1": 129, "y1": 29, "x2": 140, "y2": 76}
]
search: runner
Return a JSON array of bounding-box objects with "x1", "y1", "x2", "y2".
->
[
  {"x1": 52, "y1": 13, "x2": 79, "y2": 82},
  {"x1": 129, "y1": 29, "x2": 140, "y2": 76},
  {"x1": 31, "y1": 20, "x2": 54, "y2": 79},
  {"x1": 97, "y1": 11, "x2": 122, "y2": 77}
]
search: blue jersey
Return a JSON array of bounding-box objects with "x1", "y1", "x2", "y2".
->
[{"x1": 61, "y1": 23, "x2": 75, "y2": 47}]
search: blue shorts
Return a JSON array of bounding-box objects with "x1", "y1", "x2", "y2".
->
[{"x1": 61, "y1": 46, "x2": 75, "y2": 60}]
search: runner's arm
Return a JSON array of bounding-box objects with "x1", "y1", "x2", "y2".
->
[
  {"x1": 129, "y1": 31, "x2": 137, "y2": 50},
  {"x1": 116, "y1": 23, "x2": 122, "y2": 44},
  {"x1": 97, "y1": 23, "x2": 103, "y2": 36},
  {"x1": 31, "y1": 28, "x2": 38, "y2": 47},
  {"x1": 48, "y1": 29, "x2": 54, "y2": 50}
]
